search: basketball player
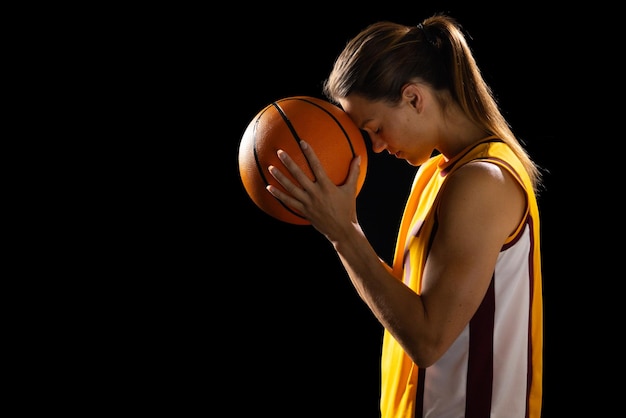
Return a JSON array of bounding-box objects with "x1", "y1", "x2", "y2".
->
[{"x1": 266, "y1": 14, "x2": 544, "y2": 418}]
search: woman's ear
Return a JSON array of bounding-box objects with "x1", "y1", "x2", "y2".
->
[{"x1": 401, "y1": 83, "x2": 422, "y2": 111}]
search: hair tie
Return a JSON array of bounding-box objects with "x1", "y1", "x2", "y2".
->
[{"x1": 417, "y1": 23, "x2": 436, "y2": 46}]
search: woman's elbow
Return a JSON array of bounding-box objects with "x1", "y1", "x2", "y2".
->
[{"x1": 405, "y1": 340, "x2": 448, "y2": 368}]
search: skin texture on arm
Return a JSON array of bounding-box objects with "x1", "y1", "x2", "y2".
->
[
  {"x1": 267, "y1": 141, "x2": 525, "y2": 368},
  {"x1": 410, "y1": 160, "x2": 526, "y2": 365}
]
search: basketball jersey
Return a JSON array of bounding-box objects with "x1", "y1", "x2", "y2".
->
[{"x1": 380, "y1": 137, "x2": 543, "y2": 418}]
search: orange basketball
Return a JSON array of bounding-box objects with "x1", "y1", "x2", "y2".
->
[{"x1": 238, "y1": 96, "x2": 369, "y2": 225}]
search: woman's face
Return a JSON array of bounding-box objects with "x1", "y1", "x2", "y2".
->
[{"x1": 338, "y1": 89, "x2": 437, "y2": 167}]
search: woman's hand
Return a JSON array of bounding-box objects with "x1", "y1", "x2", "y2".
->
[{"x1": 266, "y1": 140, "x2": 363, "y2": 241}]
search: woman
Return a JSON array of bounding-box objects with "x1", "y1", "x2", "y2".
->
[{"x1": 267, "y1": 13, "x2": 544, "y2": 418}]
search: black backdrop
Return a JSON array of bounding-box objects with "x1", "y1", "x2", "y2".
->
[
  {"x1": 133, "y1": 4, "x2": 586, "y2": 417},
  {"x1": 225, "y1": 8, "x2": 569, "y2": 418}
]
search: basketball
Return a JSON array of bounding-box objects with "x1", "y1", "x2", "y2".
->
[{"x1": 238, "y1": 96, "x2": 369, "y2": 225}]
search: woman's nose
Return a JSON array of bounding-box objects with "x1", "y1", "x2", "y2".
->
[
  {"x1": 369, "y1": 136, "x2": 386, "y2": 154},
  {"x1": 361, "y1": 130, "x2": 385, "y2": 154}
]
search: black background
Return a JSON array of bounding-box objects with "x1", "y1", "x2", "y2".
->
[
  {"x1": 226, "y1": 6, "x2": 568, "y2": 418},
  {"x1": 128, "y1": 3, "x2": 590, "y2": 417}
]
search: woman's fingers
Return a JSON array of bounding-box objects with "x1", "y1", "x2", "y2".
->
[
  {"x1": 265, "y1": 147, "x2": 309, "y2": 211},
  {"x1": 267, "y1": 139, "x2": 361, "y2": 204},
  {"x1": 269, "y1": 141, "x2": 328, "y2": 192},
  {"x1": 345, "y1": 153, "x2": 362, "y2": 192},
  {"x1": 298, "y1": 141, "x2": 330, "y2": 185},
  {"x1": 267, "y1": 163, "x2": 302, "y2": 200}
]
